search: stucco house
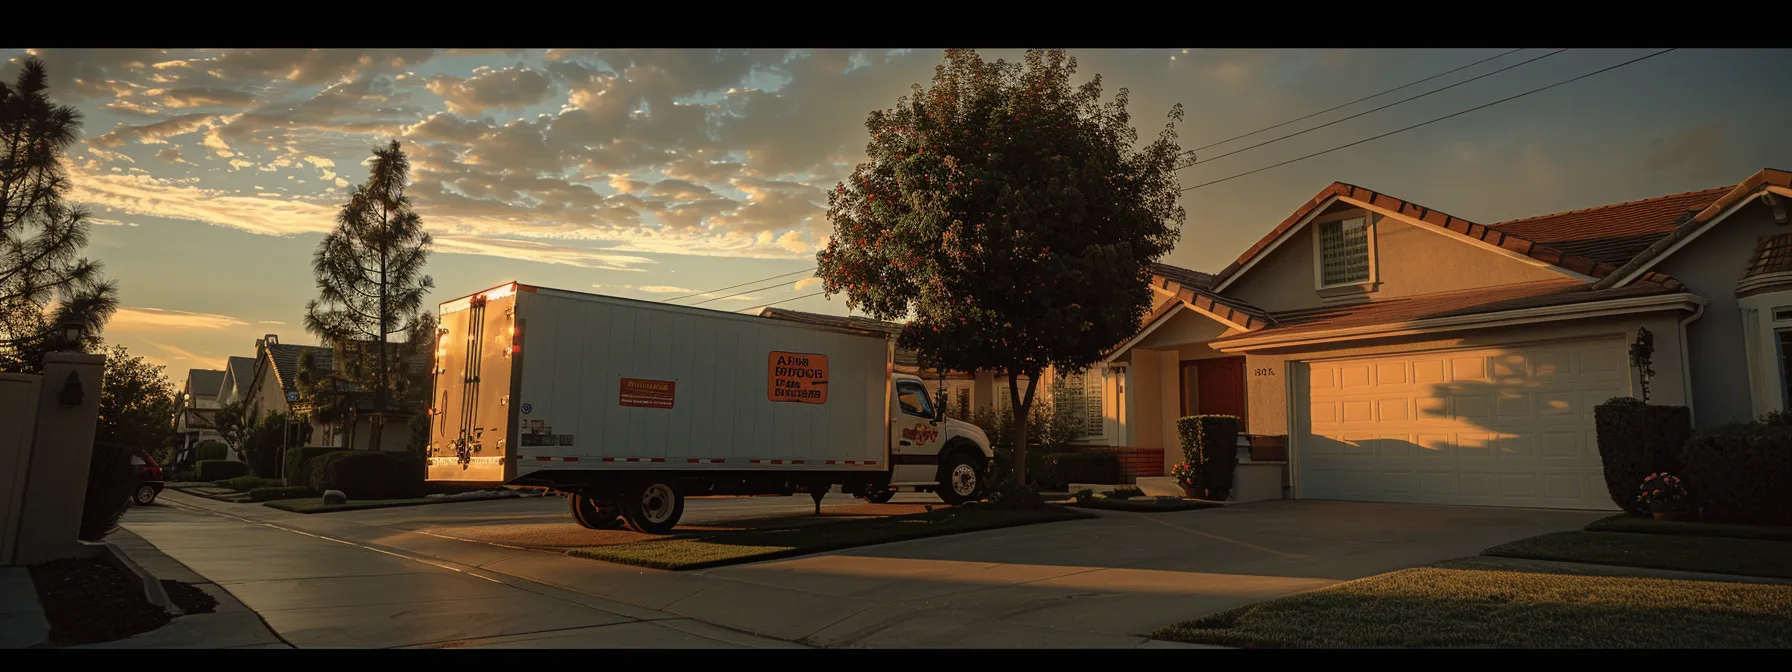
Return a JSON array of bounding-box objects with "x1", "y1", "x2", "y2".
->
[
  {"x1": 1095, "y1": 167, "x2": 1792, "y2": 511},
  {"x1": 243, "y1": 334, "x2": 424, "y2": 461},
  {"x1": 172, "y1": 367, "x2": 225, "y2": 459}
]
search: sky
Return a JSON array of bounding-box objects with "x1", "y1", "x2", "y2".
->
[{"x1": 3, "y1": 47, "x2": 1790, "y2": 381}]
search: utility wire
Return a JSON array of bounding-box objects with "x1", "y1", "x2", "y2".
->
[
  {"x1": 686, "y1": 275, "x2": 812, "y2": 307},
  {"x1": 659, "y1": 267, "x2": 816, "y2": 303},
  {"x1": 1184, "y1": 48, "x2": 1524, "y2": 155},
  {"x1": 1179, "y1": 48, "x2": 1678, "y2": 193},
  {"x1": 1184, "y1": 48, "x2": 1567, "y2": 167},
  {"x1": 738, "y1": 291, "x2": 826, "y2": 313}
]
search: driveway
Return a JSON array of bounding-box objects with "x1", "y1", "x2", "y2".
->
[{"x1": 128, "y1": 493, "x2": 1599, "y2": 648}]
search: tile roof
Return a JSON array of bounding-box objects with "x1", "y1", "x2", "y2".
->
[
  {"x1": 1210, "y1": 279, "x2": 1680, "y2": 348},
  {"x1": 1148, "y1": 263, "x2": 1273, "y2": 331},
  {"x1": 1487, "y1": 187, "x2": 1731, "y2": 267},
  {"x1": 220, "y1": 356, "x2": 255, "y2": 399},
  {"x1": 185, "y1": 369, "x2": 225, "y2": 399},
  {"x1": 1744, "y1": 233, "x2": 1792, "y2": 279},
  {"x1": 1148, "y1": 262, "x2": 1214, "y2": 290},
  {"x1": 1596, "y1": 168, "x2": 1792, "y2": 290}
]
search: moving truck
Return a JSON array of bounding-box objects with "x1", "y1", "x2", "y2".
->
[{"x1": 425, "y1": 282, "x2": 995, "y2": 534}]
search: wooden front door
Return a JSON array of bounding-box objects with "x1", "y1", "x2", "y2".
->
[{"x1": 1193, "y1": 357, "x2": 1246, "y2": 426}]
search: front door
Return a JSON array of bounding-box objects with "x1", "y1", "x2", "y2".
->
[
  {"x1": 890, "y1": 379, "x2": 945, "y2": 484},
  {"x1": 1193, "y1": 357, "x2": 1246, "y2": 428}
]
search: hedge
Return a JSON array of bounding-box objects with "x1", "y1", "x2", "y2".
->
[
  {"x1": 1682, "y1": 424, "x2": 1792, "y2": 526},
  {"x1": 196, "y1": 459, "x2": 251, "y2": 481},
  {"x1": 1593, "y1": 398, "x2": 1692, "y2": 515},
  {"x1": 194, "y1": 440, "x2": 230, "y2": 462},
  {"x1": 1178, "y1": 415, "x2": 1240, "y2": 500},
  {"x1": 81, "y1": 442, "x2": 137, "y2": 541},
  {"x1": 284, "y1": 447, "x2": 351, "y2": 488},
  {"x1": 1030, "y1": 452, "x2": 1122, "y2": 491},
  {"x1": 309, "y1": 450, "x2": 426, "y2": 500},
  {"x1": 249, "y1": 485, "x2": 316, "y2": 502}
]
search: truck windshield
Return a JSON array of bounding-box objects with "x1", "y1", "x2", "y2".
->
[{"x1": 896, "y1": 381, "x2": 934, "y2": 418}]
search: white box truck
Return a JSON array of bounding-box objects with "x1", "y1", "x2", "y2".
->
[{"x1": 425, "y1": 282, "x2": 995, "y2": 534}]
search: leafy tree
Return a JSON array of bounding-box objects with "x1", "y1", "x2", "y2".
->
[
  {"x1": 212, "y1": 400, "x2": 250, "y2": 459},
  {"x1": 238, "y1": 410, "x2": 289, "y2": 478},
  {"x1": 0, "y1": 57, "x2": 117, "y2": 373},
  {"x1": 296, "y1": 348, "x2": 357, "y2": 448},
  {"x1": 303, "y1": 140, "x2": 434, "y2": 451},
  {"x1": 817, "y1": 49, "x2": 1184, "y2": 484},
  {"x1": 94, "y1": 344, "x2": 177, "y2": 463}
]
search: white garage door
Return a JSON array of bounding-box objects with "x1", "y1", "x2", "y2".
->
[{"x1": 1296, "y1": 339, "x2": 1629, "y2": 510}]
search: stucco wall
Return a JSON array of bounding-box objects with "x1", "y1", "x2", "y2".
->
[
  {"x1": 1653, "y1": 199, "x2": 1788, "y2": 425},
  {"x1": 1239, "y1": 312, "x2": 1689, "y2": 437},
  {"x1": 246, "y1": 361, "x2": 289, "y2": 422},
  {"x1": 1223, "y1": 207, "x2": 1566, "y2": 313}
]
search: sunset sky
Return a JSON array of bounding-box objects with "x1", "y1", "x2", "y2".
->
[{"x1": 4, "y1": 48, "x2": 1789, "y2": 381}]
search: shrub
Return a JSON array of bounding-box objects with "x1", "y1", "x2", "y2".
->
[
  {"x1": 214, "y1": 475, "x2": 283, "y2": 492},
  {"x1": 284, "y1": 447, "x2": 350, "y2": 488},
  {"x1": 1104, "y1": 485, "x2": 1144, "y2": 500},
  {"x1": 249, "y1": 486, "x2": 315, "y2": 502},
  {"x1": 80, "y1": 442, "x2": 137, "y2": 541},
  {"x1": 1593, "y1": 398, "x2": 1692, "y2": 516},
  {"x1": 1682, "y1": 423, "x2": 1792, "y2": 526},
  {"x1": 1178, "y1": 415, "x2": 1240, "y2": 500},
  {"x1": 309, "y1": 450, "x2": 426, "y2": 500},
  {"x1": 196, "y1": 459, "x2": 250, "y2": 481},
  {"x1": 1032, "y1": 451, "x2": 1120, "y2": 491},
  {"x1": 194, "y1": 440, "x2": 230, "y2": 462},
  {"x1": 239, "y1": 411, "x2": 289, "y2": 478}
]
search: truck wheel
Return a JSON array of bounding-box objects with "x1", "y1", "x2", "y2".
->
[
  {"x1": 570, "y1": 493, "x2": 619, "y2": 529},
  {"x1": 621, "y1": 480, "x2": 685, "y2": 535},
  {"x1": 936, "y1": 453, "x2": 984, "y2": 506}
]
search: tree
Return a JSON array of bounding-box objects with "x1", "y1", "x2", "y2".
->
[
  {"x1": 303, "y1": 139, "x2": 434, "y2": 451},
  {"x1": 237, "y1": 410, "x2": 288, "y2": 478},
  {"x1": 816, "y1": 49, "x2": 1184, "y2": 485},
  {"x1": 0, "y1": 57, "x2": 117, "y2": 373},
  {"x1": 95, "y1": 344, "x2": 177, "y2": 463},
  {"x1": 213, "y1": 400, "x2": 250, "y2": 458}
]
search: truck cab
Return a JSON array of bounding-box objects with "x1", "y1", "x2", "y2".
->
[{"x1": 884, "y1": 374, "x2": 994, "y2": 504}]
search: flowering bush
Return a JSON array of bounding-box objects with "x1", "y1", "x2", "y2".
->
[
  {"x1": 1170, "y1": 462, "x2": 1198, "y2": 488},
  {"x1": 1636, "y1": 472, "x2": 1687, "y2": 510}
]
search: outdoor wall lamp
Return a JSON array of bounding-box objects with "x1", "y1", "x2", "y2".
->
[
  {"x1": 57, "y1": 315, "x2": 85, "y2": 350},
  {"x1": 58, "y1": 371, "x2": 84, "y2": 406}
]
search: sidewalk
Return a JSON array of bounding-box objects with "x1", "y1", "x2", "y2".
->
[
  {"x1": 74, "y1": 528, "x2": 289, "y2": 649},
  {"x1": 125, "y1": 494, "x2": 801, "y2": 649},
  {"x1": 0, "y1": 567, "x2": 49, "y2": 649}
]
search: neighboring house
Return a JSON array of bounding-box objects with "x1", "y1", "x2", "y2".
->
[
  {"x1": 1096, "y1": 167, "x2": 1792, "y2": 511},
  {"x1": 173, "y1": 367, "x2": 225, "y2": 458},
  {"x1": 216, "y1": 356, "x2": 256, "y2": 408},
  {"x1": 286, "y1": 345, "x2": 429, "y2": 452},
  {"x1": 244, "y1": 333, "x2": 423, "y2": 461}
]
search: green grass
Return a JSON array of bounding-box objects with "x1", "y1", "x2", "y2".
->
[
  {"x1": 1586, "y1": 514, "x2": 1792, "y2": 542},
  {"x1": 213, "y1": 475, "x2": 283, "y2": 492},
  {"x1": 262, "y1": 497, "x2": 441, "y2": 514},
  {"x1": 1068, "y1": 497, "x2": 1221, "y2": 513},
  {"x1": 569, "y1": 504, "x2": 1094, "y2": 571},
  {"x1": 1149, "y1": 558, "x2": 1792, "y2": 648},
  {"x1": 1483, "y1": 531, "x2": 1792, "y2": 579}
]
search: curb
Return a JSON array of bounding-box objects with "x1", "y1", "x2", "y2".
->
[{"x1": 81, "y1": 539, "x2": 176, "y2": 615}]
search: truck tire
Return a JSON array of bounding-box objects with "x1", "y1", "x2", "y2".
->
[
  {"x1": 570, "y1": 493, "x2": 619, "y2": 529},
  {"x1": 936, "y1": 452, "x2": 984, "y2": 506},
  {"x1": 620, "y1": 480, "x2": 685, "y2": 535}
]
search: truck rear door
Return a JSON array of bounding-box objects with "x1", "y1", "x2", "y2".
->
[{"x1": 427, "y1": 286, "x2": 520, "y2": 483}]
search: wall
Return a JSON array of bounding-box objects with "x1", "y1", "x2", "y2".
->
[
  {"x1": 246, "y1": 358, "x2": 289, "y2": 422},
  {"x1": 9, "y1": 353, "x2": 104, "y2": 566},
  {"x1": 1223, "y1": 206, "x2": 1566, "y2": 312},
  {"x1": 1239, "y1": 311, "x2": 1690, "y2": 438},
  {"x1": 1654, "y1": 199, "x2": 1789, "y2": 426},
  {"x1": 1739, "y1": 291, "x2": 1792, "y2": 418}
]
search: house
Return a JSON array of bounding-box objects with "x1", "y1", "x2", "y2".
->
[
  {"x1": 172, "y1": 367, "x2": 225, "y2": 457},
  {"x1": 243, "y1": 334, "x2": 424, "y2": 463},
  {"x1": 1093, "y1": 167, "x2": 1792, "y2": 511},
  {"x1": 216, "y1": 356, "x2": 255, "y2": 408}
]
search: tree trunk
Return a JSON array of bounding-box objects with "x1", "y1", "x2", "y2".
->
[
  {"x1": 373, "y1": 208, "x2": 390, "y2": 452},
  {"x1": 1008, "y1": 371, "x2": 1040, "y2": 488}
]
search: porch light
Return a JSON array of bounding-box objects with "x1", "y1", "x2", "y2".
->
[{"x1": 57, "y1": 315, "x2": 85, "y2": 349}]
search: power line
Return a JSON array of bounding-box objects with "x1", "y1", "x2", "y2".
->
[
  {"x1": 1183, "y1": 48, "x2": 1567, "y2": 168},
  {"x1": 1185, "y1": 48, "x2": 1524, "y2": 155},
  {"x1": 1179, "y1": 48, "x2": 1678, "y2": 194},
  {"x1": 686, "y1": 274, "x2": 811, "y2": 307},
  {"x1": 738, "y1": 291, "x2": 826, "y2": 313},
  {"x1": 660, "y1": 267, "x2": 816, "y2": 303}
]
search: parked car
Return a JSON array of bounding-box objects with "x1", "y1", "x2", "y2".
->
[{"x1": 130, "y1": 450, "x2": 165, "y2": 505}]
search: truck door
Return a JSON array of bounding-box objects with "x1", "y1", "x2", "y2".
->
[{"x1": 890, "y1": 379, "x2": 945, "y2": 484}]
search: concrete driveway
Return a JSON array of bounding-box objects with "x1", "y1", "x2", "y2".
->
[{"x1": 128, "y1": 492, "x2": 1600, "y2": 648}]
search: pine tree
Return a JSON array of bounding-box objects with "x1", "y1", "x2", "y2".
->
[{"x1": 303, "y1": 140, "x2": 434, "y2": 451}]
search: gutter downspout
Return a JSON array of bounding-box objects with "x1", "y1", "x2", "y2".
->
[{"x1": 1678, "y1": 304, "x2": 1705, "y2": 427}]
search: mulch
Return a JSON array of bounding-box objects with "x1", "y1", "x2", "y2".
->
[
  {"x1": 160, "y1": 580, "x2": 218, "y2": 615},
  {"x1": 28, "y1": 558, "x2": 170, "y2": 647}
]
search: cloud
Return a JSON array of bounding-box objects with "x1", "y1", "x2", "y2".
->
[
  {"x1": 426, "y1": 66, "x2": 555, "y2": 115},
  {"x1": 110, "y1": 306, "x2": 249, "y2": 331},
  {"x1": 155, "y1": 147, "x2": 194, "y2": 165},
  {"x1": 431, "y1": 234, "x2": 655, "y2": 271},
  {"x1": 1644, "y1": 118, "x2": 1728, "y2": 178},
  {"x1": 636, "y1": 285, "x2": 694, "y2": 293},
  {"x1": 144, "y1": 341, "x2": 226, "y2": 370},
  {"x1": 258, "y1": 320, "x2": 286, "y2": 324},
  {"x1": 793, "y1": 276, "x2": 822, "y2": 292}
]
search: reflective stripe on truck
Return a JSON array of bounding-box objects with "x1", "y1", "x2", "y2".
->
[{"x1": 516, "y1": 456, "x2": 879, "y2": 465}]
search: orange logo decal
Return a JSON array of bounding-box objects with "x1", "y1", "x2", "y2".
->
[{"x1": 901, "y1": 424, "x2": 939, "y2": 445}]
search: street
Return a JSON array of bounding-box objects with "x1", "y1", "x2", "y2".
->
[{"x1": 107, "y1": 489, "x2": 1600, "y2": 648}]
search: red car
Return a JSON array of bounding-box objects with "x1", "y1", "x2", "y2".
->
[{"x1": 130, "y1": 450, "x2": 165, "y2": 505}]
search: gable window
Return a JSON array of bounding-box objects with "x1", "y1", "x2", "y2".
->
[{"x1": 1316, "y1": 214, "x2": 1375, "y2": 288}]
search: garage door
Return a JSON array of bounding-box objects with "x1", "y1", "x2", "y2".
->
[{"x1": 1296, "y1": 339, "x2": 1628, "y2": 510}]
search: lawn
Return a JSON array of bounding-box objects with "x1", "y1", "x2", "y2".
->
[
  {"x1": 213, "y1": 475, "x2": 283, "y2": 492},
  {"x1": 1066, "y1": 497, "x2": 1221, "y2": 513},
  {"x1": 1149, "y1": 558, "x2": 1792, "y2": 648},
  {"x1": 1585, "y1": 514, "x2": 1792, "y2": 542},
  {"x1": 569, "y1": 504, "x2": 1094, "y2": 571},
  {"x1": 1483, "y1": 531, "x2": 1792, "y2": 579},
  {"x1": 262, "y1": 490, "x2": 522, "y2": 513}
]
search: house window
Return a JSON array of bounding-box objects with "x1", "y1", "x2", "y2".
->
[
  {"x1": 955, "y1": 386, "x2": 971, "y2": 419},
  {"x1": 1057, "y1": 367, "x2": 1106, "y2": 440},
  {"x1": 1317, "y1": 215, "x2": 1374, "y2": 287}
]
